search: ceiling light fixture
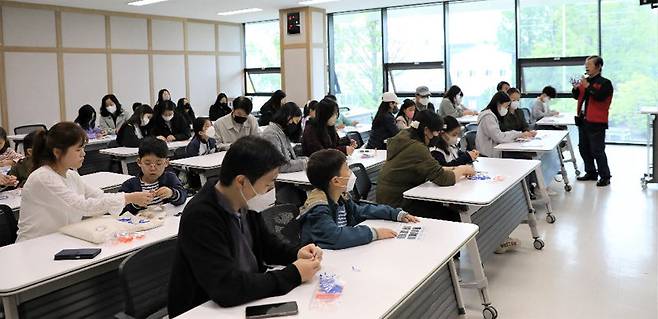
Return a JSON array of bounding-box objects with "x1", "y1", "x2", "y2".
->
[
  {"x1": 128, "y1": 0, "x2": 169, "y2": 6},
  {"x1": 298, "y1": 0, "x2": 339, "y2": 5},
  {"x1": 217, "y1": 8, "x2": 263, "y2": 16}
]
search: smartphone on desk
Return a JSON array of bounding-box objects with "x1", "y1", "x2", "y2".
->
[
  {"x1": 245, "y1": 301, "x2": 298, "y2": 319},
  {"x1": 54, "y1": 248, "x2": 101, "y2": 260}
]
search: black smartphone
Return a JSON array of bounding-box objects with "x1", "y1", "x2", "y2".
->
[
  {"x1": 245, "y1": 301, "x2": 299, "y2": 319},
  {"x1": 54, "y1": 248, "x2": 102, "y2": 260}
]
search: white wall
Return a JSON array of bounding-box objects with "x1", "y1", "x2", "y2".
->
[{"x1": 0, "y1": 3, "x2": 245, "y2": 131}]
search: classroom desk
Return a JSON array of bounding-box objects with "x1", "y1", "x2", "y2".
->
[
  {"x1": 456, "y1": 115, "x2": 478, "y2": 125},
  {"x1": 0, "y1": 173, "x2": 132, "y2": 212},
  {"x1": 178, "y1": 218, "x2": 479, "y2": 319},
  {"x1": 0, "y1": 201, "x2": 187, "y2": 319},
  {"x1": 640, "y1": 107, "x2": 658, "y2": 189},
  {"x1": 79, "y1": 172, "x2": 133, "y2": 192},
  {"x1": 169, "y1": 151, "x2": 227, "y2": 185},
  {"x1": 100, "y1": 140, "x2": 190, "y2": 174},
  {"x1": 535, "y1": 113, "x2": 580, "y2": 176},
  {"x1": 276, "y1": 149, "x2": 386, "y2": 186},
  {"x1": 338, "y1": 123, "x2": 372, "y2": 139},
  {"x1": 7, "y1": 135, "x2": 116, "y2": 153},
  {"x1": 403, "y1": 157, "x2": 546, "y2": 317}
]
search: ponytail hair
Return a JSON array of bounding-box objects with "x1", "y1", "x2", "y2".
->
[{"x1": 32, "y1": 122, "x2": 88, "y2": 170}]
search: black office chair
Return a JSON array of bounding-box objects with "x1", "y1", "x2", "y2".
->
[
  {"x1": 116, "y1": 238, "x2": 177, "y2": 319},
  {"x1": 464, "y1": 130, "x2": 477, "y2": 151},
  {"x1": 348, "y1": 163, "x2": 374, "y2": 201},
  {"x1": 0, "y1": 204, "x2": 17, "y2": 247},
  {"x1": 12, "y1": 124, "x2": 47, "y2": 150},
  {"x1": 346, "y1": 131, "x2": 364, "y2": 149},
  {"x1": 520, "y1": 107, "x2": 535, "y2": 129},
  {"x1": 260, "y1": 204, "x2": 301, "y2": 247},
  {"x1": 464, "y1": 123, "x2": 478, "y2": 132}
]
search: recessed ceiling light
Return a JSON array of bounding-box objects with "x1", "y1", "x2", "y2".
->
[
  {"x1": 298, "y1": 0, "x2": 339, "y2": 5},
  {"x1": 217, "y1": 8, "x2": 263, "y2": 16},
  {"x1": 128, "y1": 0, "x2": 169, "y2": 6}
]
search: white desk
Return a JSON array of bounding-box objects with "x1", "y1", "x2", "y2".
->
[
  {"x1": 338, "y1": 123, "x2": 372, "y2": 138},
  {"x1": 535, "y1": 113, "x2": 580, "y2": 175},
  {"x1": 79, "y1": 172, "x2": 133, "y2": 192},
  {"x1": 495, "y1": 130, "x2": 572, "y2": 195},
  {"x1": 276, "y1": 150, "x2": 386, "y2": 186},
  {"x1": 0, "y1": 200, "x2": 187, "y2": 319},
  {"x1": 179, "y1": 218, "x2": 478, "y2": 319},
  {"x1": 640, "y1": 107, "x2": 658, "y2": 189},
  {"x1": 404, "y1": 157, "x2": 547, "y2": 316},
  {"x1": 170, "y1": 152, "x2": 227, "y2": 185},
  {"x1": 100, "y1": 140, "x2": 190, "y2": 174},
  {"x1": 8, "y1": 135, "x2": 116, "y2": 153},
  {"x1": 0, "y1": 189, "x2": 21, "y2": 212},
  {"x1": 456, "y1": 115, "x2": 478, "y2": 125}
]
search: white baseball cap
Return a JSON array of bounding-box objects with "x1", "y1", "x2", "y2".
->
[{"x1": 382, "y1": 92, "x2": 399, "y2": 103}]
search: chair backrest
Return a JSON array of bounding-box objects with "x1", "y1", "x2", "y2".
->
[
  {"x1": 118, "y1": 238, "x2": 177, "y2": 319},
  {"x1": 520, "y1": 108, "x2": 533, "y2": 125},
  {"x1": 464, "y1": 130, "x2": 477, "y2": 151},
  {"x1": 260, "y1": 204, "x2": 300, "y2": 247},
  {"x1": 346, "y1": 131, "x2": 364, "y2": 148},
  {"x1": 464, "y1": 123, "x2": 478, "y2": 132},
  {"x1": 14, "y1": 124, "x2": 47, "y2": 135},
  {"x1": 349, "y1": 163, "x2": 371, "y2": 200},
  {"x1": 0, "y1": 204, "x2": 17, "y2": 247},
  {"x1": 172, "y1": 146, "x2": 188, "y2": 160}
]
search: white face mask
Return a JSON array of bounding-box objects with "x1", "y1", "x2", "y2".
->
[
  {"x1": 141, "y1": 116, "x2": 150, "y2": 126},
  {"x1": 499, "y1": 107, "x2": 509, "y2": 116},
  {"x1": 163, "y1": 115, "x2": 174, "y2": 122},
  {"x1": 107, "y1": 106, "x2": 117, "y2": 114},
  {"x1": 446, "y1": 135, "x2": 460, "y2": 146},
  {"x1": 205, "y1": 126, "x2": 216, "y2": 138},
  {"x1": 419, "y1": 97, "x2": 430, "y2": 106},
  {"x1": 543, "y1": 96, "x2": 550, "y2": 104},
  {"x1": 455, "y1": 95, "x2": 463, "y2": 104},
  {"x1": 510, "y1": 101, "x2": 520, "y2": 110},
  {"x1": 328, "y1": 114, "x2": 337, "y2": 126},
  {"x1": 339, "y1": 172, "x2": 357, "y2": 193},
  {"x1": 239, "y1": 179, "x2": 268, "y2": 209}
]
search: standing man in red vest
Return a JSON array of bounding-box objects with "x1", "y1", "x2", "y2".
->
[{"x1": 573, "y1": 55, "x2": 614, "y2": 187}]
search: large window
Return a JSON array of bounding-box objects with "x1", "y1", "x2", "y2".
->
[
  {"x1": 244, "y1": 20, "x2": 281, "y2": 105},
  {"x1": 448, "y1": 0, "x2": 516, "y2": 111},
  {"x1": 330, "y1": 10, "x2": 383, "y2": 112},
  {"x1": 385, "y1": 5, "x2": 445, "y2": 96},
  {"x1": 601, "y1": 0, "x2": 658, "y2": 143}
]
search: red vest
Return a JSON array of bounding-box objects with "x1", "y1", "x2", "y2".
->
[{"x1": 575, "y1": 82, "x2": 612, "y2": 124}]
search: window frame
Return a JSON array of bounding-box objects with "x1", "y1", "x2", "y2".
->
[
  {"x1": 243, "y1": 20, "x2": 282, "y2": 97},
  {"x1": 517, "y1": 56, "x2": 590, "y2": 98}
]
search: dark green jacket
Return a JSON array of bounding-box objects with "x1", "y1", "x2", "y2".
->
[
  {"x1": 8, "y1": 157, "x2": 32, "y2": 188},
  {"x1": 500, "y1": 108, "x2": 529, "y2": 132},
  {"x1": 376, "y1": 129, "x2": 455, "y2": 209}
]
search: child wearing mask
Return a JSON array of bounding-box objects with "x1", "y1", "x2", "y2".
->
[
  {"x1": 176, "y1": 98, "x2": 196, "y2": 127},
  {"x1": 532, "y1": 86, "x2": 559, "y2": 122},
  {"x1": 186, "y1": 117, "x2": 218, "y2": 157},
  {"x1": 117, "y1": 105, "x2": 154, "y2": 147},
  {"x1": 209, "y1": 93, "x2": 231, "y2": 121},
  {"x1": 299, "y1": 149, "x2": 419, "y2": 249},
  {"x1": 438, "y1": 85, "x2": 478, "y2": 118},
  {"x1": 395, "y1": 99, "x2": 416, "y2": 129},
  {"x1": 500, "y1": 88, "x2": 530, "y2": 132},
  {"x1": 431, "y1": 116, "x2": 479, "y2": 166},
  {"x1": 151, "y1": 100, "x2": 192, "y2": 142},
  {"x1": 301, "y1": 98, "x2": 356, "y2": 157}
]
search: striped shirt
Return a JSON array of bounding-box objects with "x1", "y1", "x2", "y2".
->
[{"x1": 140, "y1": 180, "x2": 164, "y2": 206}]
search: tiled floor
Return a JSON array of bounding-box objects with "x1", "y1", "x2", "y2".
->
[{"x1": 462, "y1": 144, "x2": 658, "y2": 319}]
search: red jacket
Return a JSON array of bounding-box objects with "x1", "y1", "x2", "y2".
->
[{"x1": 573, "y1": 74, "x2": 613, "y2": 124}]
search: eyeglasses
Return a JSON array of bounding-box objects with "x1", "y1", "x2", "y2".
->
[{"x1": 141, "y1": 161, "x2": 165, "y2": 167}]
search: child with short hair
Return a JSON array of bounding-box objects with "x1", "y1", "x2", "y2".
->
[
  {"x1": 8, "y1": 130, "x2": 40, "y2": 187},
  {"x1": 299, "y1": 149, "x2": 419, "y2": 250},
  {"x1": 0, "y1": 127, "x2": 24, "y2": 167},
  {"x1": 120, "y1": 137, "x2": 187, "y2": 214}
]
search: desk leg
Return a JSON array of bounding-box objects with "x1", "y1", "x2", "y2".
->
[
  {"x1": 448, "y1": 259, "x2": 466, "y2": 315},
  {"x1": 120, "y1": 160, "x2": 129, "y2": 175},
  {"x1": 2, "y1": 295, "x2": 18, "y2": 319},
  {"x1": 556, "y1": 146, "x2": 572, "y2": 192},
  {"x1": 522, "y1": 180, "x2": 547, "y2": 249},
  {"x1": 533, "y1": 166, "x2": 556, "y2": 224},
  {"x1": 564, "y1": 131, "x2": 580, "y2": 175},
  {"x1": 458, "y1": 210, "x2": 495, "y2": 313}
]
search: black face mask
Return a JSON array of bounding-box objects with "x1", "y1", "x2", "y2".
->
[
  {"x1": 285, "y1": 122, "x2": 299, "y2": 137},
  {"x1": 233, "y1": 115, "x2": 248, "y2": 124},
  {"x1": 220, "y1": 102, "x2": 228, "y2": 107}
]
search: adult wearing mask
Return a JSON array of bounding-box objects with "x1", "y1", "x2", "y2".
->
[
  {"x1": 176, "y1": 98, "x2": 196, "y2": 127},
  {"x1": 258, "y1": 90, "x2": 286, "y2": 126},
  {"x1": 475, "y1": 92, "x2": 536, "y2": 157},
  {"x1": 214, "y1": 96, "x2": 260, "y2": 150},
  {"x1": 99, "y1": 94, "x2": 129, "y2": 135},
  {"x1": 117, "y1": 105, "x2": 154, "y2": 147},
  {"x1": 209, "y1": 93, "x2": 231, "y2": 121},
  {"x1": 366, "y1": 92, "x2": 400, "y2": 150},
  {"x1": 500, "y1": 88, "x2": 530, "y2": 132},
  {"x1": 151, "y1": 100, "x2": 192, "y2": 142},
  {"x1": 154, "y1": 88, "x2": 172, "y2": 115},
  {"x1": 414, "y1": 86, "x2": 435, "y2": 113},
  {"x1": 439, "y1": 85, "x2": 478, "y2": 118},
  {"x1": 395, "y1": 99, "x2": 416, "y2": 129},
  {"x1": 532, "y1": 86, "x2": 559, "y2": 122},
  {"x1": 573, "y1": 55, "x2": 613, "y2": 187}
]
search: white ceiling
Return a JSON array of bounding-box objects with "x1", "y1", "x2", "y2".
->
[{"x1": 13, "y1": 0, "x2": 443, "y2": 23}]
